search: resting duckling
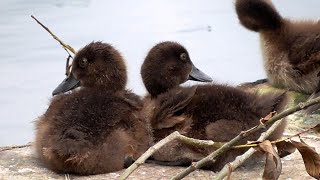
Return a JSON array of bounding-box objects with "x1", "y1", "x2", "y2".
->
[
  {"x1": 235, "y1": 0, "x2": 320, "y2": 95},
  {"x1": 141, "y1": 41, "x2": 287, "y2": 171},
  {"x1": 35, "y1": 42, "x2": 152, "y2": 175}
]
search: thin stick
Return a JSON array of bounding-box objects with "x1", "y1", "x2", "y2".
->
[
  {"x1": 214, "y1": 122, "x2": 319, "y2": 180},
  {"x1": 119, "y1": 131, "x2": 180, "y2": 180},
  {"x1": 31, "y1": 15, "x2": 76, "y2": 54},
  {"x1": 119, "y1": 131, "x2": 225, "y2": 179},
  {"x1": 171, "y1": 98, "x2": 320, "y2": 180},
  {"x1": 176, "y1": 134, "x2": 224, "y2": 149},
  {"x1": 233, "y1": 124, "x2": 319, "y2": 149},
  {"x1": 214, "y1": 120, "x2": 282, "y2": 180},
  {"x1": 0, "y1": 143, "x2": 32, "y2": 152},
  {"x1": 119, "y1": 123, "x2": 316, "y2": 179}
]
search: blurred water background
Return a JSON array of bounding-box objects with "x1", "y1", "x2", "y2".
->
[{"x1": 0, "y1": 0, "x2": 319, "y2": 146}]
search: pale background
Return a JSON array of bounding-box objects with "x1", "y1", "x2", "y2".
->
[{"x1": 0, "y1": 0, "x2": 319, "y2": 145}]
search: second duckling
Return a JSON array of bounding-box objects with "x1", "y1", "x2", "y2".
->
[{"x1": 141, "y1": 41, "x2": 287, "y2": 171}]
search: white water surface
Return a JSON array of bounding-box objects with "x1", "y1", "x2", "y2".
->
[{"x1": 0, "y1": 0, "x2": 319, "y2": 145}]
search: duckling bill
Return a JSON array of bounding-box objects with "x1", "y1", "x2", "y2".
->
[
  {"x1": 35, "y1": 42, "x2": 152, "y2": 175},
  {"x1": 188, "y1": 64, "x2": 212, "y2": 82},
  {"x1": 141, "y1": 41, "x2": 287, "y2": 171},
  {"x1": 52, "y1": 71, "x2": 80, "y2": 96}
]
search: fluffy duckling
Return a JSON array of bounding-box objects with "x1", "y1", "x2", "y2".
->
[
  {"x1": 35, "y1": 42, "x2": 152, "y2": 175},
  {"x1": 141, "y1": 41, "x2": 287, "y2": 171},
  {"x1": 235, "y1": 0, "x2": 320, "y2": 95}
]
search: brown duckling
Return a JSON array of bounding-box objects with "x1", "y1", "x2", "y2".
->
[
  {"x1": 235, "y1": 0, "x2": 320, "y2": 95},
  {"x1": 35, "y1": 42, "x2": 152, "y2": 175},
  {"x1": 141, "y1": 41, "x2": 287, "y2": 171}
]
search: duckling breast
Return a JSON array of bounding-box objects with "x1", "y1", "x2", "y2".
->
[{"x1": 35, "y1": 90, "x2": 153, "y2": 175}]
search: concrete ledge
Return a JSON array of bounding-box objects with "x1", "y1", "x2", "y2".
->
[
  {"x1": 1, "y1": 140, "x2": 318, "y2": 180},
  {"x1": 1, "y1": 83, "x2": 319, "y2": 179}
]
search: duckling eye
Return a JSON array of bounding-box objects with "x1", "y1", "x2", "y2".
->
[
  {"x1": 180, "y1": 53, "x2": 187, "y2": 61},
  {"x1": 79, "y1": 58, "x2": 88, "y2": 68}
]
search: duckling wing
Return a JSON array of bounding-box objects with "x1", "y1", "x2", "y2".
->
[
  {"x1": 151, "y1": 86, "x2": 197, "y2": 129},
  {"x1": 118, "y1": 90, "x2": 143, "y2": 110},
  {"x1": 205, "y1": 119, "x2": 245, "y2": 142},
  {"x1": 288, "y1": 33, "x2": 320, "y2": 75}
]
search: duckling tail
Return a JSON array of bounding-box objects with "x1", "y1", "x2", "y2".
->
[
  {"x1": 235, "y1": 0, "x2": 283, "y2": 32},
  {"x1": 256, "y1": 91, "x2": 287, "y2": 116}
]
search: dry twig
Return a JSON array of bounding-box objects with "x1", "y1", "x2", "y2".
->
[
  {"x1": 214, "y1": 123, "x2": 319, "y2": 180},
  {"x1": 213, "y1": 120, "x2": 283, "y2": 180},
  {"x1": 31, "y1": 15, "x2": 76, "y2": 55},
  {"x1": 31, "y1": 15, "x2": 77, "y2": 76},
  {"x1": 0, "y1": 143, "x2": 32, "y2": 152},
  {"x1": 119, "y1": 132, "x2": 224, "y2": 180},
  {"x1": 232, "y1": 124, "x2": 319, "y2": 149}
]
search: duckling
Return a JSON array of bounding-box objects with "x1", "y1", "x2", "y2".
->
[
  {"x1": 141, "y1": 41, "x2": 287, "y2": 171},
  {"x1": 235, "y1": 0, "x2": 320, "y2": 95},
  {"x1": 35, "y1": 42, "x2": 152, "y2": 175}
]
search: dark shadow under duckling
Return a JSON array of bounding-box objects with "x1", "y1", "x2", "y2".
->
[
  {"x1": 235, "y1": 0, "x2": 320, "y2": 112},
  {"x1": 141, "y1": 41, "x2": 287, "y2": 171},
  {"x1": 35, "y1": 42, "x2": 152, "y2": 175}
]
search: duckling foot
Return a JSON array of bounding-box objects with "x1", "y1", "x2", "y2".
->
[{"x1": 124, "y1": 156, "x2": 135, "y2": 168}]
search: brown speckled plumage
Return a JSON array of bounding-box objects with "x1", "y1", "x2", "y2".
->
[
  {"x1": 141, "y1": 41, "x2": 287, "y2": 171},
  {"x1": 35, "y1": 42, "x2": 152, "y2": 175},
  {"x1": 236, "y1": 0, "x2": 320, "y2": 94}
]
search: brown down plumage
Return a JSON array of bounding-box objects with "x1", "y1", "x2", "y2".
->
[
  {"x1": 141, "y1": 41, "x2": 287, "y2": 171},
  {"x1": 35, "y1": 42, "x2": 152, "y2": 175}
]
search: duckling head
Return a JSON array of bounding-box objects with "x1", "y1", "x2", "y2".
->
[
  {"x1": 141, "y1": 41, "x2": 212, "y2": 97},
  {"x1": 53, "y1": 42, "x2": 127, "y2": 95}
]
